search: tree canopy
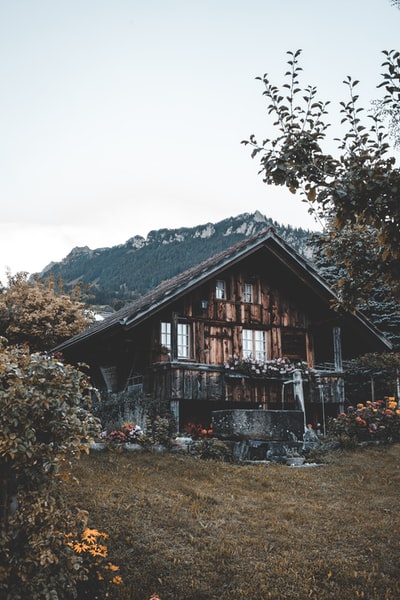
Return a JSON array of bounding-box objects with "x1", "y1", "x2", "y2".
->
[
  {"x1": 243, "y1": 49, "x2": 400, "y2": 308},
  {"x1": 0, "y1": 271, "x2": 93, "y2": 352}
]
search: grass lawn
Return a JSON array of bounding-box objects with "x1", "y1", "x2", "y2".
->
[{"x1": 64, "y1": 444, "x2": 400, "y2": 600}]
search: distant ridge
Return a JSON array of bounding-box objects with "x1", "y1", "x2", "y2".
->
[{"x1": 38, "y1": 211, "x2": 314, "y2": 308}]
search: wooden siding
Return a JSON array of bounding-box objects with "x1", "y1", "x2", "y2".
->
[
  {"x1": 101, "y1": 264, "x2": 323, "y2": 403},
  {"x1": 149, "y1": 362, "x2": 344, "y2": 418},
  {"x1": 150, "y1": 364, "x2": 224, "y2": 402},
  {"x1": 153, "y1": 266, "x2": 314, "y2": 372},
  {"x1": 149, "y1": 363, "x2": 304, "y2": 408},
  {"x1": 224, "y1": 374, "x2": 295, "y2": 408}
]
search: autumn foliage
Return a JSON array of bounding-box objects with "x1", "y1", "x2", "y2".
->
[
  {"x1": 0, "y1": 271, "x2": 93, "y2": 352},
  {"x1": 0, "y1": 340, "x2": 121, "y2": 598}
]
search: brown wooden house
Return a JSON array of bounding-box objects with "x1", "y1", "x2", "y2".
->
[{"x1": 54, "y1": 228, "x2": 391, "y2": 431}]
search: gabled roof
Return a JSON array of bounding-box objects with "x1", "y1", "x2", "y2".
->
[{"x1": 54, "y1": 227, "x2": 392, "y2": 353}]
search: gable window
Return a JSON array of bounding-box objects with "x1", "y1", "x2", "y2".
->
[
  {"x1": 160, "y1": 322, "x2": 171, "y2": 350},
  {"x1": 177, "y1": 323, "x2": 190, "y2": 359},
  {"x1": 216, "y1": 280, "x2": 226, "y2": 300},
  {"x1": 243, "y1": 283, "x2": 253, "y2": 303},
  {"x1": 242, "y1": 329, "x2": 266, "y2": 361}
]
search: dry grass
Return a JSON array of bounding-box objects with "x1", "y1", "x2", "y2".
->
[{"x1": 63, "y1": 444, "x2": 400, "y2": 600}]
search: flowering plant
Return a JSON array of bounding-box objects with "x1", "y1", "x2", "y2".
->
[
  {"x1": 65, "y1": 527, "x2": 122, "y2": 596},
  {"x1": 100, "y1": 421, "x2": 143, "y2": 446},
  {"x1": 183, "y1": 421, "x2": 214, "y2": 439},
  {"x1": 224, "y1": 355, "x2": 310, "y2": 377},
  {"x1": 331, "y1": 397, "x2": 400, "y2": 442}
]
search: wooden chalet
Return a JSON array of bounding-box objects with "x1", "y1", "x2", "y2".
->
[{"x1": 54, "y1": 228, "x2": 392, "y2": 431}]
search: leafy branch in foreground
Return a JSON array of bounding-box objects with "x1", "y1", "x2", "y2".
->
[{"x1": 243, "y1": 49, "x2": 400, "y2": 307}]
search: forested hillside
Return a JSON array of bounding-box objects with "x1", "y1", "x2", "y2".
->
[
  {"x1": 38, "y1": 211, "x2": 313, "y2": 308},
  {"x1": 37, "y1": 210, "x2": 400, "y2": 350}
]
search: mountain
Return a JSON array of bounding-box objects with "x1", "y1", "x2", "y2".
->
[{"x1": 38, "y1": 211, "x2": 315, "y2": 309}]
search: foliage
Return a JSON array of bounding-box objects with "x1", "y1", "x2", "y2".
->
[
  {"x1": 330, "y1": 398, "x2": 400, "y2": 443},
  {"x1": 373, "y1": 94, "x2": 400, "y2": 149},
  {"x1": 188, "y1": 437, "x2": 232, "y2": 461},
  {"x1": 65, "y1": 527, "x2": 123, "y2": 598},
  {"x1": 145, "y1": 415, "x2": 176, "y2": 448},
  {"x1": 312, "y1": 227, "x2": 400, "y2": 346},
  {"x1": 93, "y1": 387, "x2": 147, "y2": 427},
  {"x1": 100, "y1": 421, "x2": 145, "y2": 448},
  {"x1": 38, "y1": 213, "x2": 312, "y2": 309},
  {"x1": 243, "y1": 49, "x2": 400, "y2": 307},
  {"x1": 99, "y1": 415, "x2": 176, "y2": 450},
  {"x1": 224, "y1": 354, "x2": 310, "y2": 377},
  {"x1": 0, "y1": 271, "x2": 93, "y2": 351},
  {"x1": 343, "y1": 352, "x2": 400, "y2": 404},
  {"x1": 353, "y1": 351, "x2": 400, "y2": 372},
  {"x1": 311, "y1": 221, "x2": 400, "y2": 311},
  {"x1": 0, "y1": 340, "x2": 109, "y2": 599}
]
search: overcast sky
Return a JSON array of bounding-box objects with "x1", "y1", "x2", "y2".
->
[{"x1": 1, "y1": 0, "x2": 399, "y2": 277}]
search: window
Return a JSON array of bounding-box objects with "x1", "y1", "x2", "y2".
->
[
  {"x1": 177, "y1": 323, "x2": 190, "y2": 358},
  {"x1": 242, "y1": 329, "x2": 253, "y2": 358},
  {"x1": 161, "y1": 322, "x2": 171, "y2": 350},
  {"x1": 281, "y1": 330, "x2": 307, "y2": 361},
  {"x1": 243, "y1": 283, "x2": 253, "y2": 303},
  {"x1": 161, "y1": 322, "x2": 190, "y2": 358},
  {"x1": 242, "y1": 329, "x2": 266, "y2": 361},
  {"x1": 216, "y1": 280, "x2": 226, "y2": 300}
]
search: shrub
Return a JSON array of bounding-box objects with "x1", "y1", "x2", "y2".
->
[
  {"x1": 330, "y1": 397, "x2": 400, "y2": 443},
  {"x1": 101, "y1": 421, "x2": 145, "y2": 449},
  {"x1": 99, "y1": 415, "x2": 176, "y2": 450},
  {"x1": 0, "y1": 340, "x2": 121, "y2": 599},
  {"x1": 190, "y1": 437, "x2": 232, "y2": 461},
  {"x1": 145, "y1": 415, "x2": 175, "y2": 447}
]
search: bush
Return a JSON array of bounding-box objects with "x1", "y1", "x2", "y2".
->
[
  {"x1": 0, "y1": 340, "x2": 122, "y2": 599},
  {"x1": 100, "y1": 421, "x2": 145, "y2": 448},
  {"x1": 330, "y1": 397, "x2": 400, "y2": 443},
  {"x1": 145, "y1": 415, "x2": 176, "y2": 447},
  {"x1": 99, "y1": 415, "x2": 177, "y2": 450},
  {"x1": 190, "y1": 437, "x2": 232, "y2": 461}
]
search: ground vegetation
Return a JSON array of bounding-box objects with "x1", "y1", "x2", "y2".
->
[{"x1": 64, "y1": 445, "x2": 400, "y2": 600}]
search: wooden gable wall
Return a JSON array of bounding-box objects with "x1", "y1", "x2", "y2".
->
[{"x1": 152, "y1": 251, "x2": 315, "y2": 369}]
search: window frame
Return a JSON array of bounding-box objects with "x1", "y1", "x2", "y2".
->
[
  {"x1": 215, "y1": 279, "x2": 226, "y2": 300},
  {"x1": 177, "y1": 322, "x2": 190, "y2": 359},
  {"x1": 243, "y1": 282, "x2": 253, "y2": 303},
  {"x1": 242, "y1": 329, "x2": 266, "y2": 361},
  {"x1": 160, "y1": 322, "x2": 172, "y2": 350}
]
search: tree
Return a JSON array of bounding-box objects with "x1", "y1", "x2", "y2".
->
[
  {"x1": 0, "y1": 271, "x2": 93, "y2": 352},
  {"x1": 373, "y1": 94, "x2": 400, "y2": 150},
  {"x1": 312, "y1": 225, "x2": 400, "y2": 351},
  {"x1": 243, "y1": 50, "x2": 400, "y2": 307}
]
